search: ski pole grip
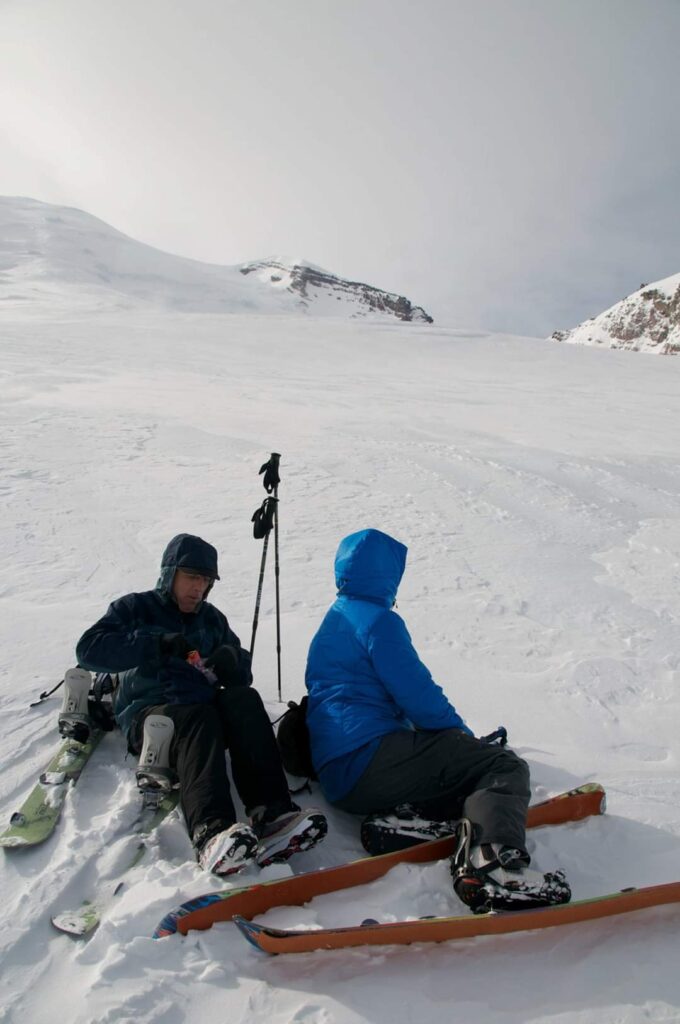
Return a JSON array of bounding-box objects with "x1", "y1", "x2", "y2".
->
[{"x1": 479, "y1": 726, "x2": 508, "y2": 747}]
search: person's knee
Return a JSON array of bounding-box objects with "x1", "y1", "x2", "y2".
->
[
  {"x1": 176, "y1": 703, "x2": 223, "y2": 738},
  {"x1": 483, "y1": 748, "x2": 530, "y2": 796},
  {"x1": 217, "y1": 684, "x2": 267, "y2": 719},
  {"x1": 500, "y1": 749, "x2": 530, "y2": 793}
]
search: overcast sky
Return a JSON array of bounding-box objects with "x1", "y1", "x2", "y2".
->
[{"x1": 1, "y1": 0, "x2": 679, "y2": 334}]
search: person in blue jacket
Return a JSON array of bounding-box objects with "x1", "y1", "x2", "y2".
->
[
  {"x1": 77, "y1": 533, "x2": 326, "y2": 877},
  {"x1": 305, "y1": 529, "x2": 570, "y2": 912}
]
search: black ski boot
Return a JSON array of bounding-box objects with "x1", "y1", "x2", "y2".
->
[
  {"x1": 450, "y1": 818, "x2": 571, "y2": 914},
  {"x1": 361, "y1": 804, "x2": 458, "y2": 855}
]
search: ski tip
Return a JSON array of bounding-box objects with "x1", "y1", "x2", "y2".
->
[
  {"x1": 152, "y1": 889, "x2": 239, "y2": 939},
  {"x1": 51, "y1": 912, "x2": 97, "y2": 938},
  {"x1": 233, "y1": 915, "x2": 277, "y2": 954},
  {"x1": 152, "y1": 911, "x2": 180, "y2": 939}
]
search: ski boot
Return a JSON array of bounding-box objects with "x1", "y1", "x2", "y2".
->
[
  {"x1": 361, "y1": 804, "x2": 458, "y2": 855},
  {"x1": 58, "y1": 667, "x2": 93, "y2": 743},
  {"x1": 135, "y1": 714, "x2": 178, "y2": 803},
  {"x1": 195, "y1": 821, "x2": 259, "y2": 876},
  {"x1": 450, "y1": 818, "x2": 571, "y2": 914},
  {"x1": 250, "y1": 801, "x2": 328, "y2": 867}
]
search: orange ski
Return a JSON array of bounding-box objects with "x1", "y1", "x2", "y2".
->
[{"x1": 233, "y1": 880, "x2": 680, "y2": 954}]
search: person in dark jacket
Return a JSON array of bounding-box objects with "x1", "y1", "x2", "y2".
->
[
  {"x1": 305, "y1": 529, "x2": 570, "y2": 912},
  {"x1": 77, "y1": 533, "x2": 327, "y2": 876}
]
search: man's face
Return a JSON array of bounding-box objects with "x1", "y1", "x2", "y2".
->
[{"x1": 172, "y1": 568, "x2": 213, "y2": 612}]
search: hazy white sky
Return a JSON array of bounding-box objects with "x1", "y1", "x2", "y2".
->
[{"x1": 1, "y1": 0, "x2": 679, "y2": 333}]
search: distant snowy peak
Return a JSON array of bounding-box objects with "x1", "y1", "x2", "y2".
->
[
  {"x1": 0, "y1": 197, "x2": 433, "y2": 323},
  {"x1": 239, "y1": 258, "x2": 434, "y2": 323},
  {"x1": 552, "y1": 272, "x2": 680, "y2": 354}
]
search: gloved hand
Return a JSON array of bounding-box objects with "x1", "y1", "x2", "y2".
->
[
  {"x1": 479, "y1": 726, "x2": 508, "y2": 747},
  {"x1": 204, "y1": 645, "x2": 242, "y2": 687},
  {"x1": 162, "y1": 660, "x2": 216, "y2": 705},
  {"x1": 259, "y1": 454, "x2": 280, "y2": 494},
  {"x1": 159, "y1": 633, "x2": 193, "y2": 660}
]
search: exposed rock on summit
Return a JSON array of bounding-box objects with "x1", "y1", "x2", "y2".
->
[
  {"x1": 552, "y1": 273, "x2": 680, "y2": 354},
  {"x1": 239, "y1": 259, "x2": 433, "y2": 323}
]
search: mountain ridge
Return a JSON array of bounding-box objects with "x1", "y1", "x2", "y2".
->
[{"x1": 0, "y1": 197, "x2": 433, "y2": 322}]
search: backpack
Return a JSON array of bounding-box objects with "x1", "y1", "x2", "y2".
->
[{"x1": 276, "y1": 696, "x2": 317, "y2": 781}]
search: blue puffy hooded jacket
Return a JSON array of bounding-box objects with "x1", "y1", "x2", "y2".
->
[
  {"x1": 305, "y1": 529, "x2": 472, "y2": 802},
  {"x1": 76, "y1": 534, "x2": 252, "y2": 739}
]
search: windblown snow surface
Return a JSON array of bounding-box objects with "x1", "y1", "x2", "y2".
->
[{"x1": 1, "y1": 294, "x2": 679, "y2": 1023}]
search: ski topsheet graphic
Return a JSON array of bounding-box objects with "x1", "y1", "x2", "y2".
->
[
  {"x1": 233, "y1": 880, "x2": 680, "y2": 954},
  {"x1": 154, "y1": 783, "x2": 606, "y2": 939}
]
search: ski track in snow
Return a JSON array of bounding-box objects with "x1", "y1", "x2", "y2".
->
[{"x1": 1, "y1": 306, "x2": 679, "y2": 1023}]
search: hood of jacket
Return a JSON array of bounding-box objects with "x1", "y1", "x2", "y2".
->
[
  {"x1": 155, "y1": 533, "x2": 220, "y2": 600},
  {"x1": 334, "y1": 528, "x2": 407, "y2": 607}
]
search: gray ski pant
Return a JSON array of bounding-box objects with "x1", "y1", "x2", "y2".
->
[{"x1": 333, "y1": 728, "x2": 531, "y2": 854}]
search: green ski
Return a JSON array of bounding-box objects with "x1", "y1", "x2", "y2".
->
[
  {"x1": 51, "y1": 789, "x2": 180, "y2": 937},
  {"x1": 0, "y1": 731, "x2": 104, "y2": 849}
]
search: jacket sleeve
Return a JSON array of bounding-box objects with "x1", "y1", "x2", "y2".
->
[
  {"x1": 212, "y1": 615, "x2": 253, "y2": 686},
  {"x1": 367, "y1": 611, "x2": 473, "y2": 735},
  {"x1": 76, "y1": 597, "x2": 163, "y2": 674}
]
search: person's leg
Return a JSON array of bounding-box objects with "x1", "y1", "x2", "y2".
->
[
  {"x1": 215, "y1": 687, "x2": 328, "y2": 865},
  {"x1": 335, "y1": 728, "x2": 530, "y2": 852},
  {"x1": 214, "y1": 687, "x2": 291, "y2": 815},
  {"x1": 334, "y1": 728, "x2": 568, "y2": 911},
  {"x1": 137, "y1": 703, "x2": 237, "y2": 842}
]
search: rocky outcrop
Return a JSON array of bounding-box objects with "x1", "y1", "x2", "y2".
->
[
  {"x1": 239, "y1": 259, "x2": 433, "y2": 323},
  {"x1": 552, "y1": 273, "x2": 680, "y2": 354}
]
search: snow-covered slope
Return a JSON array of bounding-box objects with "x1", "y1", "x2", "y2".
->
[
  {"x1": 552, "y1": 272, "x2": 680, "y2": 354},
  {"x1": 1, "y1": 294, "x2": 679, "y2": 1022},
  {"x1": 0, "y1": 197, "x2": 433, "y2": 321}
]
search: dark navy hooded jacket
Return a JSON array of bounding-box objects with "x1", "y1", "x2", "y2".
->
[
  {"x1": 305, "y1": 529, "x2": 472, "y2": 802},
  {"x1": 76, "y1": 534, "x2": 252, "y2": 738}
]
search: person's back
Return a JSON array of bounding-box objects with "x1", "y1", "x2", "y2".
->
[
  {"x1": 306, "y1": 528, "x2": 470, "y2": 802},
  {"x1": 305, "y1": 527, "x2": 571, "y2": 915}
]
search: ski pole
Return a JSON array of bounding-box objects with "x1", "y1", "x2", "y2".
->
[
  {"x1": 258, "y1": 453, "x2": 282, "y2": 701},
  {"x1": 273, "y1": 482, "x2": 282, "y2": 702},
  {"x1": 250, "y1": 495, "x2": 277, "y2": 659}
]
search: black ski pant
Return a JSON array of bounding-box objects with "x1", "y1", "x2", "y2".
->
[
  {"x1": 333, "y1": 728, "x2": 531, "y2": 854},
  {"x1": 135, "y1": 687, "x2": 291, "y2": 846}
]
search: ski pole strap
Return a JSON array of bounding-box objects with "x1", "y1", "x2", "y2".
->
[
  {"x1": 30, "y1": 677, "x2": 65, "y2": 707},
  {"x1": 259, "y1": 452, "x2": 281, "y2": 494},
  {"x1": 251, "y1": 496, "x2": 277, "y2": 539}
]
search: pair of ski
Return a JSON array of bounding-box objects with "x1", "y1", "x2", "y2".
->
[{"x1": 153, "y1": 783, "x2": 679, "y2": 953}]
